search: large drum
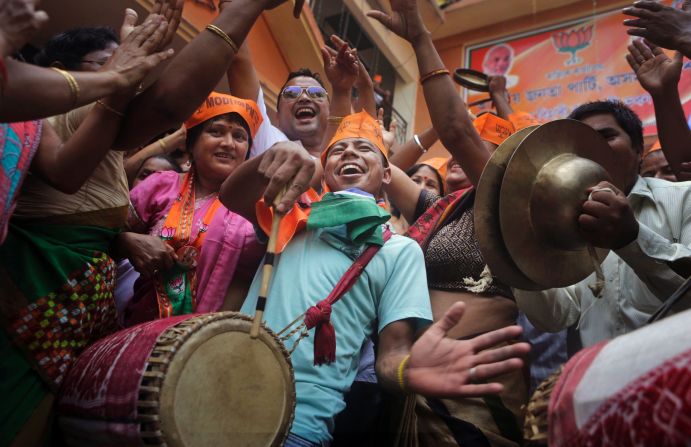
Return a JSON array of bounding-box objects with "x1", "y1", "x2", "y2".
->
[{"x1": 57, "y1": 312, "x2": 295, "y2": 447}]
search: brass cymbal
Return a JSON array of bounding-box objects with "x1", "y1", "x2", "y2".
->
[
  {"x1": 475, "y1": 126, "x2": 542, "y2": 290},
  {"x1": 499, "y1": 119, "x2": 616, "y2": 289}
]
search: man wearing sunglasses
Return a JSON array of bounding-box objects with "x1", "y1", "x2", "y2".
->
[{"x1": 275, "y1": 69, "x2": 330, "y2": 158}]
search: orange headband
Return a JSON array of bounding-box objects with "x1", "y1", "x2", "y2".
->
[
  {"x1": 322, "y1": 111, "x2": 389, "y2": 165},
  {"x1": 421, "y1": 157, "x2": 450, "y2": 178},
  {"x1": 184, "y1": 91, "x2": 263, "y2": 138},
  {"x1": 643, "y1": 139, "x2": 662, "y2": 158},
  {"x1": 508, "y1": 111, "x2": 541, "y2": 131},
  {"x1": 474, "y1": 113, "x2": 515, "y2": 146}
]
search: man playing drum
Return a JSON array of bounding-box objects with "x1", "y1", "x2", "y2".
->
[{"x1": 220, "y1": 111, "x2": 531, "y2": 446}]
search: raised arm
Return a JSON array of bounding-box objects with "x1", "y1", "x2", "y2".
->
[
  {"x1": 488, "y1": 75, "x2": 513, "y2": 120},
  {"x1": 388, "y1": 126, "x2": 438, "y2": 170},
  {"x1": 627, "y1": 38, "x2": 691, "y2": 177},
  {"x1": 30, "y1": 15, "x2": 174, "y2": 193},
  {"x1": 114, "y1": 0, "x2": 303, "y2": 149},
  {"x1": 226, "y1": 42, "x2": 261, "y2": 102},
  {"x1": 624, "y1": 0, "x2": 691, "y2": 58},
  {"x1": 368, "y1": 0, "x2": 488, "y2": 186}
]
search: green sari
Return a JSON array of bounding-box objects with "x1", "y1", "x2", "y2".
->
[{"x1": 0, "y1": 220, "x2": 119, "y2": 445}]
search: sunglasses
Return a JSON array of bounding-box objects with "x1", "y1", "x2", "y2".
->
[{"x1": 280, "y1": 86, "x2": 328, "y2": 101}]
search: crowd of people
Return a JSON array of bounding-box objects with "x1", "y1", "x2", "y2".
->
[{"x1": 0, "y1": 0, "x2": 690, "y2": 446}]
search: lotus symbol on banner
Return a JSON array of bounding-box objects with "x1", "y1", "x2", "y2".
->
[{"x1": 552, "y1": 25, "x2": 593, "y2": 66}]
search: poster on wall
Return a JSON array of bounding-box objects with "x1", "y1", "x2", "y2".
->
[{"x1": 464, "y1": 0, "x2": 691, "y2": 135}]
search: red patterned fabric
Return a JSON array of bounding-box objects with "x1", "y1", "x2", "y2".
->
[
  {"x1": 406, "y1": 190, "x2": 466, "y2": 249},
  {"x1": 58, "y1": 315, "x2": 194, "y2": 423},
  {"x1": 550, "y1": 346, "x2": 691, "y2": 446}
]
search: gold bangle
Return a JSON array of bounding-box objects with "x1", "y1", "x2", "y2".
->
[
  {"x1": 420, "y1": 68, "x2": 450, "y2": 85},
  {"x1": 51, "y1": 67, "x2": 80, "y2": 107},
  {"x1": 397, "y1": 354, "x2": 411, "y2": 392},
  {"x1": 158, "y1": 138, "x2": 167, "y2": 153},
  {"x1": 205, "y1": 24, "x2": 239, "y2": 53},
  {"x1": 327, "y1": 116, "x2": 344, "y2": 125},
  {"x1": 95, "y1": 99, "x2": 125, "y2": 118}
]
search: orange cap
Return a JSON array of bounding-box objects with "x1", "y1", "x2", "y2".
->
[
  {"x1": 508, "y1": 111, "x2": 541, "y2": 131},
  {"x1": 473, "y1": 113, "x2": 515, "y2": 146},
  {"x1": 322, "y1": 111, "x2": 389, "y2": 166},
  {"x1": 421, "y1": 157, "x2": 450, "y2": 178},
  {"x1": 643, "y1": 139, "x2": 662, "y2": 158},
  {"x1": 185, "y1": 92, "x2": 263, "y2": 138}
]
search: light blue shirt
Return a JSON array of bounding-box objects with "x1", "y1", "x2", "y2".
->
[{"x1": 242, "y1": 225, "x2": 432, "y2": 443}]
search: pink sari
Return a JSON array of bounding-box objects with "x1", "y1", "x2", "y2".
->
[{"x1": 122, "y1": 171, "x2": 264, "y2": 325}]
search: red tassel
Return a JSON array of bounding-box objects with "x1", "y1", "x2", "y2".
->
[
  {"x1": 304, "y1": 302, "x2": 336, "y2": 365},
  {"x1": 313, "y1": 321, "x2": 336, "y2": 365}
]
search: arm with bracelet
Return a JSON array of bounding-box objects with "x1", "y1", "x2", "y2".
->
[
  {"x1": 368, "y1": 0, "x2": 488, "y2": 186},
  {"x1": 388, "y1": 127, "x2": 438, "y2": 171},
  {"x1": 124, "y1": 125, "x2": 186, "y2": 185},
  {"x1": 114, "y1": 0, "x2": 304, "y2": 150}
]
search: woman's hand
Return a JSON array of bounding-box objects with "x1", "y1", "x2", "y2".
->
[
  {"x1": 103, "y1": 14, "x2": 176, "y2": 94},
  {"x1": 118, "y1": 232, "x2": 178, "y2": 279},
  {"x1": 626, "y1": 38, "x2": 683, "y2": 98},
  {"x1": 0, "y1": 0, "x2": 48, "y2": 55},
  {"x1": 367, "y1": 0, "x2": 430, "y2": 45}
]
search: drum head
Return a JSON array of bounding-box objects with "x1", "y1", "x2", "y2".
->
[{"x1": 154, "y1": 312, "x2": 295, "y2": 447}]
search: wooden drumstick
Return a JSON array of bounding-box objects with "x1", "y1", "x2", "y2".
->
[{"x1": 250, "y1": 191, "x2": 285, "y2": 339}]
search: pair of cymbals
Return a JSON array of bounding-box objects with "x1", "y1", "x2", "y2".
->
[{"x1": 475, "y1": 119, "x2": 617, "y2": 290}]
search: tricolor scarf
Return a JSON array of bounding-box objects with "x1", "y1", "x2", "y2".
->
[
  {"x1": 256, "y1": 188, "x2": 390, "y2": 253},
  {"x1": 155, "y1": 170, "x2": 222, "y2": 317}
]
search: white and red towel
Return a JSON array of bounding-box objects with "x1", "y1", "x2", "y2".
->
[{"x1": 549, "y1": 309, "x2": 691, "y2": 446}]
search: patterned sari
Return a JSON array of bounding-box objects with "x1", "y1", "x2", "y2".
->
[{"x1": 405, "y1": 188, "x2": 527, "y2": 447}]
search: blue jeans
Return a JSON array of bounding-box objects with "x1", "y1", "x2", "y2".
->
[{"x1": 284, "y1": 433, "x2": 325, "y2": 447}]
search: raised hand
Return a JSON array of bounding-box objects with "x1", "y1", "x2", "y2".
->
[
  {"x1": 0, "y1": 0, "x2": 49, "y2": 55},
  {"x1": 378, "y1": 108, "x2": 398, "y2": 151},
  {"x1": 626, "y1": 38, "x2": 682, "y2": 97},
  {"x1": 366, "y1": 0, "x2": 429, "y2": 44},
  {"x1": 150, "y1": 0, "x2": 184, "y2": 50},
  {"x1": 406, "y1": 302, "x2": 529, "y2": 397},
  {"x1": 321, "y1": 35, "x2": 359, "y2": 92},
  {"x1": 104, "y1": 14, "x2": 175, "y2": 93},
  {"x1": 623, "y1": 1, "x2": 691, "y2": 57}
]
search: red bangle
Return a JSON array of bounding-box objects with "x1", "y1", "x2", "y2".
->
[{"x1": 420, "y1": 68, "x2": 450, "y2": 84}]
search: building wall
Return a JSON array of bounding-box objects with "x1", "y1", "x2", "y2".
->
[{"x1": 416, "y1": 0, "x2": 632, "y2": 159}]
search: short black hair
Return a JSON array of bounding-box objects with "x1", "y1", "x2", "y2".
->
[
  {"x1": 568, "y1": 100, "x2": 644, "y2": 154},
  {"x1": 406, "y1": 163, "x2": 445, "y2": 196},
  {"x1": 277, "y1": 68, "x2": 326, "y2": 110},
  {"x1": 34, "y1": 27, "x2": 119, "y2": 70},
  {"x1": 185, "y1": 113, "x2": 253, "y2": 160}
]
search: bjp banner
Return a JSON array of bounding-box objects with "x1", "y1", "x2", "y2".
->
[{"x1": 464, "y1": 0, "x2": 691, "y2": 135}]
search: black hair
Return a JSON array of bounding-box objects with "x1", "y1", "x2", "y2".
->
[
  {"x1": 142, "y1": 154, "x2": 182, "y2": 173},
  {"x1": 406, "y1": 163, "x2": 445, "y2": 196},
  {"x1": 276, "y1": 68, "x2": 326, "y2": 110},
  {"x1": 568, "y1": 100, "x2": 644, "y2": 154},
  {"x1": 185, "y1": 113, "x2": 253, "y2": 160},
  {"x1": 34, "y1": 27, "x2": 119, "y2": 70}
]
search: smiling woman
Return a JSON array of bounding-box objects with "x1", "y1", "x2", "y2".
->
[{"x1": 112, "y1": 92, "x2": 266, "y2": 326}]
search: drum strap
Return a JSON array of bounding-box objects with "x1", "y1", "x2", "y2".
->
[{"x1": 278, "y1": 228, "x2": 393, "y2": 366}]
